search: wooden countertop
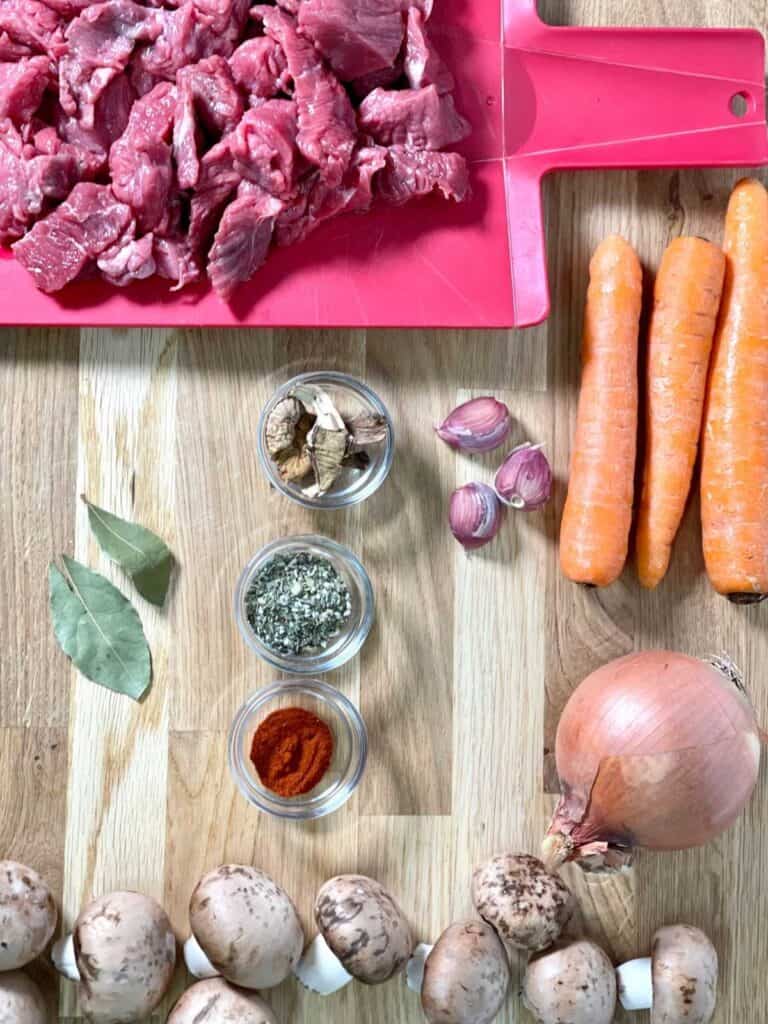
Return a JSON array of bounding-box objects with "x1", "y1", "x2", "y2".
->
[{"x1": 1, "y1": 2, "x2": 767, "y2": 1020}]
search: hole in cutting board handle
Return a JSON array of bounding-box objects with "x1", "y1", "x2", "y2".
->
[{"x1": 730, "y1": 92, "x2": 751, "y2": 117}]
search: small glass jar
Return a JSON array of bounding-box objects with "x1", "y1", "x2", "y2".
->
[
  {"x1": 228, "y1": 678, "x2": 367, "y2": 819},
  {"x1": 234, "y1": 534, "x2": 374, "y2": 674},
  {"x1": 257, "y1": 371, "x2": 394, "y2": 510}
]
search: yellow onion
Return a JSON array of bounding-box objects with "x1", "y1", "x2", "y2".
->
[{"x1": 542, "y1": 651, "x2": 762, "y2": 870}]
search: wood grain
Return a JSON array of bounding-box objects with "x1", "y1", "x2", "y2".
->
[{"x1": 1, "y1": 3, "x2": 768, "y2": 1022}]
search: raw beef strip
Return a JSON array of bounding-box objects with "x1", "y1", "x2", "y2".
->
[
  {"x1": 59, "y1": 0, "x2": 161, "y2": 125},
  {"x1": 190, "y1": 0, "x2": 248, "y2": 51},
  {"x1": 0, "y1": 31, "x2": 33, "y2": 61},
  {"x1": 404, "y1": 7, "x2": 452, "y2": 93},
  {"x1": 110, "y1": 81, "x2": 175, "y2": 232},
  {"x1": 229, "y1": 100, "x2": 298, "y2": 198},
  {"x1": 153, "y1": 234, "x2": 201, "y2": 288},
  {"x1": 376, "y1": 144, "x2": 468, "y2": 204},
  {"x1": 97, "y1": 227, "x2": 155, "y2": 285},
  {"x1": 207, "y1": 183, "x2": 282, "y2": 298},
  {"x1": 229, "y1": 37, "x2": 288, "y2": 101},
  {"x1": 297, "y1": 0, "x2": 404, "y2": 81},
  {"x1": 133, "y1": 0, "x2": 244, "y2": 87},
  {"x1": 39, "y1": 0, "x2": 103, "y2": 14},
  {"x1": 12, "y1": 182, "x2": 132, "y2": 291},
  {"x1": 275, "y1": 144, "x2": 385, "y2": 246},
  {"x1": 0, "y1": 0, "x2": 65, "y2": 56},
  {"x1": 257, "y1": 6, "x2": 355, "y2": 185},
  {"x1": 0, "y1": 56, "x2": 51, "y2": 122},
  {"x1": 275, "y1": 0, "x2": 299, "y2": 12},
  {"x1": 187, "y1": 136, "x2": 240, "y2": 255},
  {"x1": 54, "y1": 71, "x2": 135, "y2": 176},
  {"x1": 358, "y1": 85, "x2": 469, "y2": 149},
  {"x1": 0, "y1": 119, "x2": 78, "y2": 243},
  {"x1": 348, "y1": 60, "x2": 403, "y2": 102},
  {"x1": 173, "y1": 56, "x2": 243, "y2": 189}
]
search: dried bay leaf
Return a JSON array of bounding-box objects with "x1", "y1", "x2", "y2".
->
[
  {"x1": 49, "y1": 556, "x2": 151, "y2": 700},
  {"x1": 83, "y1": 497, "x2": 172, "y2": 607}
]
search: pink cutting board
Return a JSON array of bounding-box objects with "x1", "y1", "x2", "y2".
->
[{"x1": 1, "y1": 0, "x2": 767, "y2": 328}]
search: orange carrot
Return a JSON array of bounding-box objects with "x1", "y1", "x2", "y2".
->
[
  {"x1": 636, "y1": 237, "x2": 726, "y2": 588},
  {"x1": 560, "y1": 235, "x2": 642, "y2": 587},
  {"x1": 701, "y1": 178, "x2": 768, "y2": 602}
]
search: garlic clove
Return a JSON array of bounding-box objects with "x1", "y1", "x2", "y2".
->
[
  {"x1": 436, "y1": 397, "x2": 511, "y2": 453},
  {"x1": 449, "y1": 482, "x2": 503, "y2": 549},
  {"x1": 494, "y1": 442, "x2": 552, "y2": 510}
]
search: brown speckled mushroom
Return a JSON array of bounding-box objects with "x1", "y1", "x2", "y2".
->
[
  {"x1": 167, "y1": 978, "x2": 278, "y2": 1024},
  {"x1": 184, "y1": 865, "x2": 303, "y2": 990},
  {"x1": 294, "y1": 874, "x2": 414, "y2": 995},
  {"x1": 617, "y1": 924, "x2": 717, "y2": 1023},
  {"x1": 52, "y1": 890, "x2": 176, "y2": 1023},
  {"x1": 0, "y1": 861, "x2": 57, "y2": 971},
  {"x1": 420, "y1": 921, "x2": 509, "y2": 1024},
  {"x1": 0, "y1": 970, "x2": 48, "y2": 1024},
  {"x1": 471, "y1": 853, "x2": 573, "y2": 953},
  {"x1": 523, "y1": 938, "x2": 617, "y2": 1024}
]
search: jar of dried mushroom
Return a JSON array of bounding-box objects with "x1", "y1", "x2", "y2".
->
[{"x1": 257, "y1": 372, "x2": 394, "y2": 509}]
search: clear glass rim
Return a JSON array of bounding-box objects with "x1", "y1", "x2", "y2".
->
[
  {"x1": 234, "y1": 534, "x2": 375, "y2": 674},
  {"x1": 257, "y1": 370, "x2": 395, "y2": 510},
  {"x1": 227, "y1": 678, "x2": 368, "y2": 820}
]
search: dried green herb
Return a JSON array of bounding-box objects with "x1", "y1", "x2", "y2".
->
[
  {"x1": 83, "y1": 496, "x2": 173, "y2": 607},
  {"x1": 245, "y1": 552, "x2": 351, "y2": 656},
  {"x1": 49, "y1": 556, "x2": 151, "y2": 700}
]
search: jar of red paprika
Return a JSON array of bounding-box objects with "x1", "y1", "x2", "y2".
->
[{"x1": 228, "y1": 678, "x2": 367, "y2": 820}]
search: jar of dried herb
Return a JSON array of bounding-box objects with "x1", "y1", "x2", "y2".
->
[{"x1": 235, "y1": 535, "x2": 375, "y2": 674}]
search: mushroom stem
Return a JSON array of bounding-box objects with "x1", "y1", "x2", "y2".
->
[
  {"x1": 184, "y1": 935, "x2": 220, "y2": 980},
  {"x1": 52, "y1": 934, "x2": 81, "y2": 982},
  {"x1": 616, "y1": 956, "x2": 652, "y2": 1011},
  {"x1": 405, "y1": 943, "x2": 434, "y2": 993},
  {"x1": 293, "y1": 934, "x2": 354, "y2": 995}
]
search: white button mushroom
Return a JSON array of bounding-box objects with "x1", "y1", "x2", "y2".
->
[
  {"x1": 0, "y1": 861, "x2": 57, "y2": 971},
  {"x1": 419, "y1": 921, "x2": 509, "y2": 1024},
  {"x1": 471, "y1": 853, "x2": 574, "y2": 953},
  {"x1": 0, "y1": 970, "x2": 47, "y2": 1024},
  {"x1": 184, "y1": 865, "x2": 303, "y2": 990},
  {"x1": 616, "y1": 924, "x2": 717, "y2": 1023},
  {"x1": 294, "y1": 874, "x2": 413, "y2": 995},
  {"x1": 523, "y1": 939, "x2": 617, "y2": 1024},
  {"x1": 52, "y1": 890, "x2": 176, "y2": 1023},
  {"x1": 167, "y1": 978, "x2": 278, "y2": 1024}
]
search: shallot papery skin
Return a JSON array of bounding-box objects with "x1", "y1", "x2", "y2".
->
[{"x1": 543, "y1": 650, "x2": 762, "y2": 869}]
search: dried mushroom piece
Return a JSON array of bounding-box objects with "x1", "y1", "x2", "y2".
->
[
  {"x1": 306, "y1": 422, "x2": 349, "y2": 495},
  {"x1": 265, "y1": 396, "x2": 304, "y2": 457},
  {"x1": 275, "y1": 412, "x2": 314, "y2": 483},
  {"x1": 346, "y1": 413, "x2": 388, "y2": 452}
]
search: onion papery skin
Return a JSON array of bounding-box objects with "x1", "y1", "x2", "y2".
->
[{"x1": 546, "y1": 651, "x2": 761, "y2": 866}]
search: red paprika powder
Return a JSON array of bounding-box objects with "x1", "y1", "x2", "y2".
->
[{"x1": 250, "y1": 707, "x2": 334, "y2": 798}]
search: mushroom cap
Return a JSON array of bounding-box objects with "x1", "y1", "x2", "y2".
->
[
  {"x1": 471, "y1": 853, "x2": 573, "y2": 953},
  {"x1": 314, "y1": 874, "x2": 413, "y2": 985},
  {"x1": 0, "y1": 971, "x2": 47, "y2": 1024},
  {"x1": 167, "y1": 978, "x2": 277, "y2": 1024},
  {"x1": 0, "y1": 861, "x2": 57, "y2": 971},
  {"x1": 73, "y1": 890, "x2": 176, "y2": 1023},
  {"x1": 189, "y1": 865, "x2": 303, "y2": 989},
  {"x1": 421, "y1": 921, "x2": 509, "y2": 1024},
  {"x1": 523, "y1": 939, "x2": 616, "y2": 1024},
  {"x1": 651, "y1": 925, "x2": 717, "y2": 1024}
]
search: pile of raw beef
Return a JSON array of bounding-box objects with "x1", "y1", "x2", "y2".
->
[{"x1": 0, "y1": 0, "x2": 470, "y2": 299}]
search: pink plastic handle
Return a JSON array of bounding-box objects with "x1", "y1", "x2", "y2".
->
[{"x1": 503, "y1": 0, "x2": 768, "y2": 326}]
